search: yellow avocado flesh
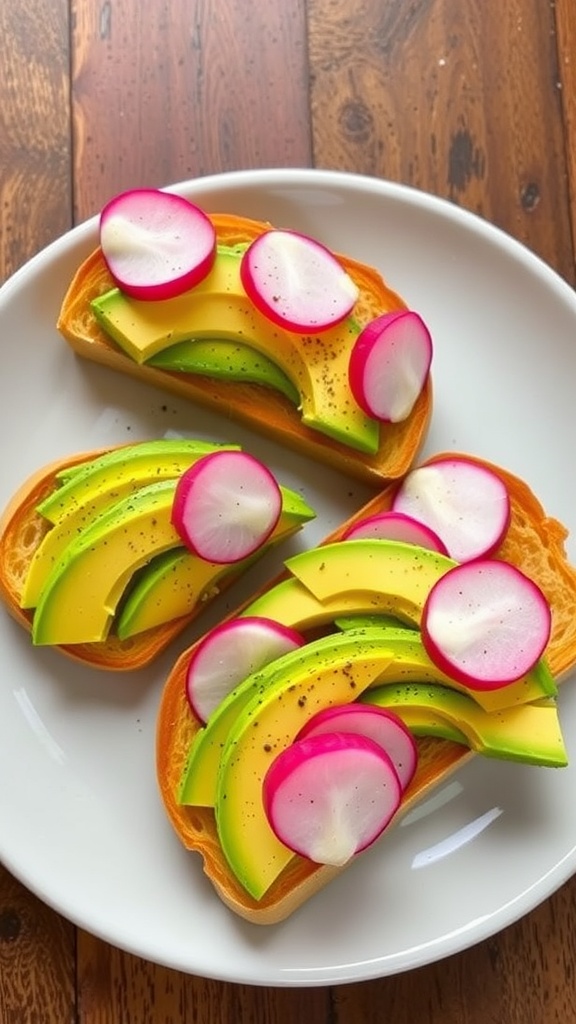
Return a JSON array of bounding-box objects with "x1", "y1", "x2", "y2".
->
[
  {"x1": 180, "y1": 622, "x2": 557, "y2": 809},
  {"x1": 215, "y1": 637, "x2": 395, "y2": 900},
  {"x1": 91, "y1": 249, "x2": 381, "y2": 454},
  {"x1": 115, "y1": 487, "x2": 316, "y2": 639},
  {"x1": 148, "y1": 338, "x2": 301, "y2": 405},
  {"x1": 22, "y1": 440, "x2": 236, "y2": 609},
  {"x1": 28, "y1": 442, "x2": 314, "y2": 644},
  {"x1": 36, "y1": 439, "x2": 231, "y2": 524},
  {"x1": 246, "y1": 542, "x2": 557, "y2": 712},
  {"x1": 178, "y1": 539, "x2": 562, "y2": 900},
  {"x1": 32, "y1": 479, "x2": 181, "y2": 645},
  {"x1": 181, "y1": 626, "x2": 395, "y2": 807},
  {"x1": 331, "y1": 623, "x2": 557, "y2": 713},
  {"x1": 284, "y1": 538, "x2": 455, "y2": 609},
  {"x1": 363, "y1": 683, "x2": 567, "y2": 766}
]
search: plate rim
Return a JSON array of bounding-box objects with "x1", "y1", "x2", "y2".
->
[{"x1": 1, "y1": 167, "x2": 576, "y2": 986}]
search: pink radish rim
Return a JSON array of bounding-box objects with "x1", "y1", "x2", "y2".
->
[
  {"x1": 185, "y1": 616, "x2": 306, "y2": 722},
  {"x1": 341, "y1": 511, "x2": 449, "y2": 554},
  {"x1": 239, "y1": 228, "x2": 359, "y2": 332},
  {"x1": 348, "y1": 310, "x2": 432, "y2": 422},
  {"x1": 99, "y1": 188, "x2": 217, "y2": 301},
  {"x1": 421, "y1": 559, "x2": 552, "y2": 690},
  {"x1": 171, "y1": 450, "x2": 283, "y2": 564},
  {"x1": 263, "y1": 732, "x2": 402, "y2": 864}
]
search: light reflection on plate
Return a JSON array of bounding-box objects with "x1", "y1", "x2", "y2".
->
[{"x1": 1, "y1": 169, "x2": 576, "y2": 986}]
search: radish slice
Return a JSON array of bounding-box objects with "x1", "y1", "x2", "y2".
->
[
  {"x1": 342, "y1": 511, "x2": 448, "y2": 554},
  {"x1": 171, "y1": 450, "x2": 282, "y2": 563},
  {"x1": 185, "y1": 616, "x2": 306, "y2": 723},
  {"x1": 421, "y1": 559, "x2": 552, "y2": 690},
  {"x1": 263, "y1": 732, "x2": 402, "y2": 866},
  {"x1": 99, "y1": 189, "x2": 216, "y2": 301},
  {"x1": 240, "y1": 229, "x2": 359, "y2": 332},
  {"x1": 296, "y1": 703, "x2": 417, "y2": 791},
  {"x1": 392, "y1": 457, "x2": 511, "y2": 562},
  {"x1": 348, "y1": 311, "x2": 432, "y2": 422}
]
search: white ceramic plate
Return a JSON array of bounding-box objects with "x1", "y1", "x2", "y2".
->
[{"x1": 1, "y1": 169, "x2": 576, "y2": 987}]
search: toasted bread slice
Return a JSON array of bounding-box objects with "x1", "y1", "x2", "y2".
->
[
  {"x1": 156, "y1": 454, "x2": 576, "y2": 923},
  {"x1": 57, "y1": 213, "x2": 432, "y2": 487},
  {"x1": 0, "y1": 442, "x2": 313, "y2": 671}
]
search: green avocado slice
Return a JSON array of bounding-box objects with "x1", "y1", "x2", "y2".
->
[
  {"x1": 214, "y1": 631, "x2": 397, "y2": 899},
  {"x1": 147, "y1": 338, "x2": 300, "y2": 405},
  {"x1": 243, "y1": 544, "x2": 558, "y2": 713},
  {"x1": 179, "y1": 621, "x2": 557, "y2": 811},
  {"x1": 115, "y1": 486, "x2": 315, "y2": 639},
  {"x1": 31, "y1": 479, "x2": 182, "y2": 645},
  {"x1": 91, "y1": 247, "x2": 381, "y2": 454},
  {"x1": 362, "y1": 682, "x2": 568, "y2": 767},
  {"x1": 50, "y1": 438, "x2": 233, "y2": 488},
  {"x1": 23, "y1": 440, "x2": 239, "y2": 609},
  {"x1": 180, "y1": 625, "x2": 392, "y2": 808}
]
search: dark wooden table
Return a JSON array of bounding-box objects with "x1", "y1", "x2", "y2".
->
[{"x1": 2, "y1": 1, "x2": 576, "y2": 1020}]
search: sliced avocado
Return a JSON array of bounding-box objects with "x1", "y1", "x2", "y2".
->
[
  {"x1": 389, "y1": 711, "x2": 469, "y2": 745},
  {"x1": 245, "y1": 544, "x2": 557, "y2": 712},
  {"x1": 147, "y1": 339, "x2": 300, "y2": 405},
  {"x1": 335, "y1": 612, "x2": 410, "y2": 631},
  {"x1": 362, "y1": 683, "x2": 568, "y2": 767},
  {"x1": 22, "y1": 440, "x2": 237, "y2": 609},
  {"x1": 329, "y1": 624, "x2": 557, "y2": 713},
  {"x1": 180, "y1": 625, "x2": 389, "y2": 808},
  {"x1": 214, "y1": 632, "x2": 396, "y2": 900},
  {"x1": 91, "y1": 248, "x2": 380, "y2": 454},
  {"x1": 40, "y1": 439, "x2": 233, "y2": 520},
  {"x1": 116, "y1": 547, "x2": 225, "y2": 639},
  {"x1": 242, "y1": 575, "x2": 410, "y2": 630},
  {"x1": 115, "y1": 486, "x2": 315, "y2": 639},
  {"x1": 32, "y1": 478, "x2": 182, "y2": 644},
  {"x1": 179, "y1": 622, "x2": 556, "y2": 811},
  {"x1": 284, "y1": 539, "x2": 455, "y2": 615}
]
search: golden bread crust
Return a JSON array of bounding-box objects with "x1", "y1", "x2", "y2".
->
[
  {"x1": 155, "y1": 453, "x2": 576, "y2": 923},
  {"x1": 57, "y1": 213, "x2": 432, "y2": 487},
  {"x1": 0, "y1": 444, "x2": 265, "y2": 671}
]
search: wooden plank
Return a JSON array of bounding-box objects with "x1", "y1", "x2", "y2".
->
[
  {"x1": 0, "y1": 0, "x2": 72, "y2": 281},
  {"x1": 0, "y1": 3, "x2": 76, "y2": 1021},
  {"x1": 77, "y1": 931, "x2": 330, "y2": 1023},
  {"x1": 70, "y1": 0, "x2": 312, "y2": 222},
  {"x1": 555, "y1": 0, "x2": 576, "y2": 263},
  {"x1": 309, "y1": 0, "x2": 574, "y2": 283},
  {"x1": 330, "y1": 888, "x2": 576, "y2": 1024},
  {"x1": 0, "y1": 870, "x2": 75, "y2": 1024}
]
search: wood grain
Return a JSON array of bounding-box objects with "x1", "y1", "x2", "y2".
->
[
  {"x1": 0, "y1": 2, "x2": 77, "y2": 1021},
  {"x1": 0, "y1": 870, "x2": 75, "y2": 1024},
  {"x1": 70, "y1": 0, "x2": 311, "y2": 221},
  {"x1": 556, "y1": 0, "x2": 576, "y2": 266},
  {"x1": 332, "y1": 887, "x2": 576, "y2": 1024},
  {"x1": 77, "y1": 930, "x2": 330, "y2": 1024},
  {"x1": 0, "y1": 0, "x2": 72, "y2": 282},
  {"x1": 309, "y1": 0, "x2": 574, "y2": 283}
]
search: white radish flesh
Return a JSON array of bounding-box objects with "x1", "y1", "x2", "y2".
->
[
  {"x1": 342, "y1": 510, "x2": 448, "y2": 554},
  {"x1": 240, "y1": 229, "x2": 359, "y2": 332},
  {"x1": 186, "y1": 616, "x2": 306, "y2": 723},
  {"x1": 296, "y1": 703, "x2": 418, "y2": 791},
  {"x1": 421, "y1": 559, "x2": 552, "y2": 690},
  {"x1": 99, "y1": 189, "x2": 216, "y2": 300},
  {"x1": 348, "y1": 310, "x2": 432, "y2": 422},
  {"x1": 392, "y1": 457, "x2": 511, "y2": 562},
  {"x1": 171, "y1": 450, "x2": 282, "y2": 563},
  {"x1": 263, "y1": 732, "x2": 402, "y2": 866}
]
